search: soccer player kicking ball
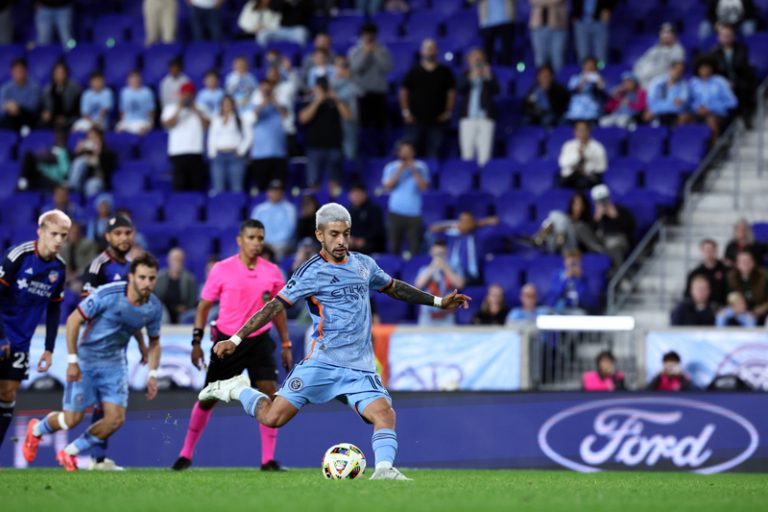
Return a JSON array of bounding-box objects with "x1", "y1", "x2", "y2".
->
[
  {"x1": 23, "y1": 253, "x2": 163, "y2": 471},
  {"x1": 172, "y1": 220, "x2": 293, "y2": 471},
  {"x1": 0, "y1": 210, "x2": 71, "y2": 452},
  {"x1": 199, "y1": 204, "x2": 470, "y2": 480}
]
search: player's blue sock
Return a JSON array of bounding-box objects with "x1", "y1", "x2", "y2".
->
[
  {"x1": 0, "y1": 400, "x2": 15, "y2": 448},
  {"x1": 35, "y1": 415, "x2": 56, "y2": 436},
  {"x1": 371, "y1": 428, "x2": 398, "y2": 470},
  {"x1": 64, "y1": 431, "x2": 104, "y2": 456},
  {"x1": 239, "y1": 388, "x2": 267, "y2": 417}
]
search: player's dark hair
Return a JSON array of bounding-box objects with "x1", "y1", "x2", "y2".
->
[
  {"x1": 130, "y1": 252, "x2": 159, "y2": 273},
  {"x1": 240, "y1": 219, "x2": 265, "y2": 234},
  {"x1": 662, "y1": 351, "x2": 681, "y2": 363}
]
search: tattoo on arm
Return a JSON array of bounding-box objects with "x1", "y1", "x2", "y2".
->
[
  {"x1": 384, "y1": 279, "x2": 437, "y2": 307},
  {"x1": 236, "y1": 300, "x2": 284, "y2": 339}
]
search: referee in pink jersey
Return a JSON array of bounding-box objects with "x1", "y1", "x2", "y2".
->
[{"x1": 172, "y1": 219, "x2": 293, "y2": 471}]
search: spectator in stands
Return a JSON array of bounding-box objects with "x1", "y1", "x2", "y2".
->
[
  {"x1": 162, "y1": 82, "x2": 209, "y2": 191},
  {"x1": 332, "y1": 56, "x2": 361, "y2": 162},
  {"x1": 68, "y1": 127, "x2": 117, "y2": 198},
  {"x1": 685, "y1": 238, "x2": 728, "y2": 307},
  {"x1": 299, "y1": 77, "x2": 351, "y2": 197},
  {"x1": 156, "y1": 248, "x2": 199, "y2": 324},
  {"x1": 506, "y1": 283, "x2": 549, "y2": 323},
  {"x1": 726, "y1": 250, "x2": 768, "y2": 323},
  {"x1": 600, "y1": 71, "x2": 646, "y2": 128},
  {"x1": 582, "y1": 350, "x2": 625, "y2": 391},
  {"x1": 0, "y1": 58, "x2": 41, "y2": 132},
  {"x1": 571, "y1": 0, "x2": 614, "y2": 65},
  {"x1": 644, "y1": 61, "x2": 691, "y2": 126},
  {"x1": 44, "y1": 184, "x2": 84, "y2": 224},
  {"x1": 35, "y1": 0, "x2": 73, "y2": 46},
  {"x1": 239, "y1": 0, "x2": 308, "y2": 46},
  {"x1": 271, "y1": 0, "x2": 312, "y2": 44},
  {"x1": 305, "y1": 48, "x2": 335, "y2": 91},
  {"x1": 416, "y1": 240, "x2": 465, "y2": 326},
  {"x1": 348, "y1": 22, "x2": 392, "y2": 153},
  {"x1": 633, "y1": 23, "x2": 686, "y2": 87},
  {"x1": 290, "y1": 237, "x2": 318, "y2": 276},
  {"x1": 18, "y1": 125, "x2": 69, "y2": 191},
  {"x1": 707, "y1": 23, "x2": 757, "y2": 127},
  {"x1": 62, "y1": 222, "x2": 99, "y2": 276},
  {"x1": 225, "y1": 56, "x2": 258, "y2": 113},
  {"x1": 724, "y1": 218, "x2": 764, "y2": 265},
  {"x1": 523, "y1": 65, "x2": 570, "y2": 128},
  {"x1": 250, "y1": 179, "x2": 297, "y2": 259},
  {"x1": 159, "y1": 58, "x2": 190, "y2": 109},
  {"x1": 473, "y1": 0, "x2": 516, "y2": 66},
  {"x1": 546, "y1": 250, "x2": 594, "y2": 314},
  {"x1": 256, "y1": 64, "x2": 298, "y2": 148},
  {"x1": 73, "y1": 72, "x2": 114, "y2": 132},
  {"x1": 41, "y1": 62, "x2": 80, "y2": 130},
  {"x1": 529, "y1": 0, "x2": 568, "y2": 73},
  {"x1": 431, "y1": 211, "x2": 499, "y2": 286},
  {"x1": 592, "y1": 184, "x2": 635, "y2": 269},
  {"x1": 647, "y1": 351, "x2": 693, "y2": 391},
  {"x1": 716, "y1": 291, "x2": 757, "y2": 327},
  {"x1": 246, "y1": 79, "x2": 289, "y2": 192},
  {"x1": 457, "y1": 48, "x2": 499, "y2": 168},
  {"x1": 208, "y1": 95, "x2": 252, "y2": 194},
  {"x1": 399, "y1": 39, "x2": 456, "y2": 159},
  {"x1": 531, "y1": 191, "x2": 604, "y2": 254},
  {"x1": 689, "y1": 56, "x2": 737, "y2": 143},
  {"x1": 296, "y1": 194, "x2": 319, "y2": 240},
  {"x1": 301, "y1": 33, "x2": 335, "y2": 85},
  {"x1": 565, "y1": 57, "x2": 606, "y2": 122},
  {"x1": 188, "y1": 0, "x2": 223, "y2": 41},
  {"x1": 85, "y1": 193, "x2": 114, "y2": 245},
  {"x1": 472, "y1": 284, "x2": 509, "y2": 325},
  {"x1": 700, "y1": 0, "x2": 757, "y2": 40},
  {"x1": 559, "y1": 121, "x2": 607, "y2": 190},
  {"x1": 382, "y1": 140, "x2": 430, "y2": 256},
  {"x1": 348, "y1": 183, "x2": 386, "y2": 255},
  {"x1": 671, "y1": 275, "x2": 716, "y2": 326},
  {"x1": 143, "y1": 0, "x2": 179, "y2": 46},
  {"x1": 195, "y1": 70, "x2": 225, "y2": 120},
  {"x1": 116, "y1": 71, "x2": 155, "y2": 136},
  {"x1": 0, "y1": 0, "x2": 12, "y2": 45}
]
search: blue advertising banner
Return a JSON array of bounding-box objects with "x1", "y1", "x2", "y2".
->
[
  {"x1": 646, "y1": 330, "x2": 768, "y2": 390},
  {"x1": 5, "y1": 392, "x2": 766, "y2": 473}
]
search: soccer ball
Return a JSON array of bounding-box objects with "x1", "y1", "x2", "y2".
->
[{"x1": 322, "y1": 443, "x2": 366, "y2": 480}]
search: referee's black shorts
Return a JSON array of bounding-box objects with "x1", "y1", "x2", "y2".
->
[{"x1": 205, "y1": 330, "x2": 278, "y2": 386}]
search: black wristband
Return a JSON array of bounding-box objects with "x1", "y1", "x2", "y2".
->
[{"x1": 192, "y1": 328, "x2": 204, "y2": 345}]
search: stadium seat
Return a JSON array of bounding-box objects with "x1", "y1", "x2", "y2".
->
[
  {"x1": 519, "y1": 165, "x2": 557, "y2": 195},
  {"x1": 205, "y1": 193, "x2": 247, "y2": 226},
  {"x1": 421, "y1": 190, "x2": 452, "y2": 226},
  {"x1": 438, "y1": 160, "x2": 476, "y2": 196},
  {"x1": 164, "y1": 193, "x2": 205, "y2": 227},
  {"x1": 752, "y1": 222, "x2": 768, "y2": 243},
  {"x1": 327, "y1": 15, "x2": 363, "y2": 44},
  {"x1": 0, "y1": 162, "x2": 20, "y2": 200},
  {"x1": 591, "y1": 126, "x2": 626, "y2": 159},
  {"x1": 114, "y1": 191, "x2": 163, "y2": 225},
  {"x1": 184, "y1": 42, "x2": 222, "y2": 83},
  {"x1": 544, "y1": 126, "x2": 574, "y2": 159},
  {"x1": 140, "y1": 223, "x2": 176, "y2": 255},
  {"x1": 92, "y1": 14, "x2": 132, "y2": 46},
  {"x1": 143, "y1": 43, "x2": 183, "y2": 86},
  {"x1": 495, "y1": 192, "x2": 531, "y2": 229},
  {"x1": 400, "y1": 255, "x2": 431, "y2": 285},
  {"x1": 64, "y1": 44, "x2": 102, "y2": 84},
  {"x1": 483, "y1": 255, "x2": 526, "y2": 292},
  {"x1": 139, "y1": 131, "x2": 169, "y2": 167},
  {"x1": 581, "y1": 254, "x2": 612, "y2": 276},
  {"x1": 105, "y1": 132, "x2": 140, "y2": 161},
  {"x1": 533, "y1": 189, "x2": 573, "y2": 222},
  {"x1": 524, "y1": 256, "x2": 562, "y2": 298},
  {"x1": 1, "y1": 194, "x2": 40, "y2": 227},
  {"x1": 455, "y1": 191, "x2": 494, "y2": 218},
  {"x1": 0, "y1": 45, "x2": 24, "y2": 83},
  {"x1": 18, "y1": 130, "x2": 55, "y2": 157},
  {"x1": 603, "y1": 168, "x2": 639, "y2": 196},
  {"x1": 479, "y1": 160, "x2": 515, "y2": 197},
  {"x1": 0, "y1": 130, "x2": 17, "y2": 161},
  {"x1": 372, "y1": 12, "x2": 403, "y2": 41},
  {"x1": 628, "y1": 126, "x2": 667, "y2": 163},
  {"x1": 175, "y1": 224, "x2": 220, "y2": 257},
  {"x1": 103, "y1": 45, "x2": 142, "y2": 88},
  {"x1": 372, "y1": 254, "x2": 402, "y2": 279},
  {"x1": 111, "y1": 171, "x2": 146, "y2": 196},
  {"x1": 404, "y1": 11, "x2": 439, "y2": 40},
  {"x1": 507, "y1": 127, "x2": 544, "y2": 164},
  {"x1": 669, "y1": 125, "x2": 710, "y2": 164},
  {"x1": 455, "y1": 285, "x2": 485, "y2": 324},
  {"x1": 373, "y1": 294, "x2": 413, "y2": 324},
  {"x1": 27, "y1": 45, "x2": 63, "y2": 84}
]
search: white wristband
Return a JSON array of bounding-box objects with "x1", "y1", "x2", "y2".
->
[
  {"x1": 230, "y1": 334, "x2": 243, "y2": 347},
  {"x1": 67, "y1": 354, "x2": 78, "y2": 364},
  {"x1": 433, "y1": 296, "x2": 443, "y2": 308},
  {"x1": 148, "y1": 369, "x2": 158, "y2": 379}
]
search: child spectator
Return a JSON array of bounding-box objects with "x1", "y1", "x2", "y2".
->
[
  {"x1": 600, "y1": 71, "x2": 646, "y2": 128},
  {"x1": 73, "y1": 72, "x2": 114, "y2": 132},
  {"x1": 648, "y1": 351, "x2": 694, "y2": 391},
  {"x1": 116, "y1": 70, "x2": 155, "y2": 135},
  {"x1": 225, "y1": 56, "x2": 258, "y2": 113},
  {"x1": 582, "y1": 351, "x2": 626, "y2": 391}
]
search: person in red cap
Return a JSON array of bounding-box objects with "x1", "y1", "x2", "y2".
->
[{"x1": 161, "y1": 81, "x2": 209, "y2": 191}]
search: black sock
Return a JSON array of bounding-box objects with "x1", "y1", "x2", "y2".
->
[{"x1": 0, "y1": 400, "x2": 15, "y2": 449}]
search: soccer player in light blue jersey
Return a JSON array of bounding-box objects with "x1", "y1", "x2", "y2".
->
[
  {"x1": 23, "y1": 253, "x2": 163, "y2": 471},
  {"x1": 199, "y1": 203, "x2": 470, "y2": 480}
]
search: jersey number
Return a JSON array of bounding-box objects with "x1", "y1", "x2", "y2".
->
[{"x1": 12, "y1": 352, "x2": 28, "y2": 370}]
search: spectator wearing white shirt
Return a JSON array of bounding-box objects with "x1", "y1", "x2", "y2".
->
[
  {"x1": 161, "y1": 82, "x2": 210, "y2": 191},
  {"x1": 208, "y1": 95, "x2": 253, "y2": 194},
  {"x1": 250, "y1": 179, "x2": 297, "y2": 259},
  {"x1": 558, "y1": 121, "x2": 607, "y2": 190},
  {"x1": 633, "y1": 23, "x2": 686, "y2": 87},
  {"x1": 159, "y1": 58, "x2": 190, "y2": 109},
  {"x1": 238, "y1": 0, "x2": 306, "y2": 47}
]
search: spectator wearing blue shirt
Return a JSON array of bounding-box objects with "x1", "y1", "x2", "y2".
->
[
  {"x1": 506, "y1": 284, "x2": 550, "y2": 323},
  {"x1": 116, "y1": 71, "x2": 156, "y2": 135},
  {"x1": 475, "y1": 0, "x2": 516, "y2": 66},
  {"x1": 689, "y1": 56, "x2": 737, "y2": 142},
  {"x1": 225, "y1": 56, "x2": 258, "y2": 113},
  {"x1": 431, "y1": 211, "x2": 500, "y2": 286},
  {"x1": 415, "y1": 240, "x2": 465, "y2": 326},
  {"x1": 246, "y1": 80, "x2": 289, "y2": 192},
  {"x1": 331, "y1": 56, "x2": 361, "y2": 162},
  {"x1": 195, "y1": 70, "x2": 225, "y2": 119},
  {"x1": 249, "y1": 180, "x2": 297, "y2": 259},
  {"x1": 382, "y1": 141, "x2": 430, "y2": 256},
  {"x1": 716, "y1": 291, "x2": 757, "y2": 327},
  {"x1": 73, "y1": 72, "x2": 114, "y2": 132},
  {"x1": 565, "y1": 57, "x2": 606, "y2": 122},
  {"x1": 545, "y1": 250, "x2": 594, "y2": 314},
  {"x1": 0, "y1": 58, "x2": 42, "y2": 132},
  {"x1": 644, "y1": 61, "x2": 691, "y2": 126}
]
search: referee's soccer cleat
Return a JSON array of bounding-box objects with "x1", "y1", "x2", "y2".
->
[
  {"x1": 22, "y1": 419, "x2": 41, "y2": 463},
  {"x1": 171, "y1": 456, "x2": 192, "y2": 471},
  {"x1": 87, "y1": 457, "x2": 124, "y2": 471},
  {"x1": 197, "y1": 374, "x2": 250, "y2": 403},
  {"x1": 260, "y1": 460, "x2": 287, "y2": 471},
  {"x1": 369, "y1": 467, "x2": 412, "y2": 480}
]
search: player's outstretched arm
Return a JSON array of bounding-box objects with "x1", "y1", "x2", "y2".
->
[
  {"x1": 212, "y1": 299, "x2": 285, "y2": 359},
  {"x1": 383, "y1": 280, "x2": 471, "y2": 310}
]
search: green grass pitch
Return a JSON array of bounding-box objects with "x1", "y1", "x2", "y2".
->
[{"x1": 3, "y1": 469, "x2": 766, "y2": 512}]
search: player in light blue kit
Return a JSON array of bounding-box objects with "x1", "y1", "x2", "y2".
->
[
  {"x1": 22, "y1": 253, "x2": 164, "y2": 471},
  {"x1": 199, "y1": 203, "x2": 470, "y2": 480}
]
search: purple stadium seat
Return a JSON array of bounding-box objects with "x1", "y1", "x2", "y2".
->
[
  {"x1": 140, "y1": 223, "x2": 176, "y2": 255},
  {"x1": 479, "y1": 160, "x2": 515, "y2": 197},
  {"x1": 0, "y1": 130, "x2": 17, "y2": 161},
  {"x1": 265, "y1": 42, "x2": 303, "y2": 63},
  {"x1": 433, "y1": 0, "x2": 465, "y2": 18},
  {"x1": 455, "y1": 191, "x2": 493, "y2": 218},
  {"x1": 443, "y1": 11, "x2": 481, "y2": 47},
  {"x1": 143, "y1": 43, "x2": 183, "y2": 86},
  {"x1": 373, "y1": 294, "x2": 413, "y2": 324},
  {"x1": 591, "y1": 126, "x2": 626, "y2": 159},
  {"x1": 139, "y1": 131, "x2": 169, "y2": 166},
  {"x1": 483, "y1": 255, "x2": 526, "y2": 292},
  {"x1": 582, "y1": 253, "x2": 612, "y2": 274},
  {"x1": 0, "y1": 45, "x2": 24, "y2": 83},
  {"x1": 164, "y1": 193, "x2": 205, "y2": 227},
  {"x1": 18, "y1": 130, "x2": 54, "y2": 157},
  {"x1": 669, "y1": 125, "x2": 710, "y2": 164},
  {"x1": 628, "y1": 126, "x2": 667, "y2": 163},
  {"x1": 111, "y1": 171, "x2": 146, "y2": 196},
  {"x1": 184, "y1": 42, "x2": 221, "y2": 83},
  {"x1": 2, "y1": 194, "x2": 40, "y2": 227},
  {"x1": 116, "y1": 160, "x2": 155, "y2": 177},
  {"x1": 0, "y1": 162, "x2": 20, "y2": 200},
  {"x1": 327, "y1": 15, "x2": 363, "y2": 44},
  {"x1": 222, "y1": 42, "x2": 260, "y2": 70},
  {"x1": 421, "y1": 190, "x2": 453, "y2": 225},
  {"x1": 10, "y1": 226, "x2": 36, "y2": 246},
  {"x1": 404, "y1": 11, "x2": 440, "y2": 40},
  {"x1": 492, "y1": 66, "x2": 515, "y2": 96},
  {"x1": 371, "y1": 13, "x2": 403, "y2": 42},
  {"x1": 644, "y1": 168, "x2": 681, "y2": 205},
  {"x1": 752, "y1": 222, "x2": 768, "y2": 243},
  {"x1": 27, "y1": 46, "x2": 64, "y2": 84},
  {"x1": 175, "y1": 224, "x2": 220, "y2": 257},
  {"x1": 387, "y1": 41, "x2": 420, "y2": 76},
  {"x1": 103, "y1": 45, "x2": 142, "y2": 88},
  {"x1": 512, "y1": 68, "x2": 536, "y2": 98},
  {"x1": 92, "y1": 15, "x2": 132, "y2": 46},
  {"x1": 372, "y1": 253, "x2": 402, "y2": 279},
  {"x1": 524, "y1": 255, "x2": 562, "y2": 298},
  {"x1": 401, "y1": 255, "x2": 431, "y2": 285},
  {"x1": 495, "y1": 192, "x2": 531, "y2": 229},
  {"x1": 545, "y1": 126, "x2": 574, "y2": 159},
  {"x1": 205, "y1": 192, "x2": 247, "y2": 226},
  {"x1": 455, "y1": 290, "x2": 483, "y2": 325},
  {"x1": 64, "y1": 44, "x2": 101, "y2": 84},
  {"x1": 533, "y1": 189, "x2": 573, "y2": 222},
  {"x1": 603, "y1": 165, "x2": 639, "y2": 196},
  {"x1": 519, "y1": 165, "x2": 557, "y2": 195},
  {"x1": 105, "y1": 132, "x2": 140, "y2": 161},
  {"x1": 114, "y1": 191, "x2": 163, "y2": 225},
  {"x1": 438, "y1": 160, "x2": 475, "y2": 196},
  {"x1": 746, "y1": 34, "x2": 768, "y2": 75},
  {"x1": 507, "y1": 127, "x2": 544, "y2": 163}
]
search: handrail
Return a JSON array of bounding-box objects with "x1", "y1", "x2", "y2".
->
[
  {"x1": 757, "y1": 76, "x2": 768, "y2": 178},
  {"x1": 606, "y1": 219, "x2": 663, "y2": 313}
]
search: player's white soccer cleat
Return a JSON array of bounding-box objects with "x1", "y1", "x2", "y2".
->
[
  {"x1": 87, "y1": 457, "x2": 125, "y2": 471},
  {"x1": 369, "y1": 467, "x2": 412, "y2": 480},
  {"x1": 197, "y1": 374, "x2": 250, "y2": 403}
]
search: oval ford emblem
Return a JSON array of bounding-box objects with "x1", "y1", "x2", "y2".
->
[{"x1": 538, "y1": 397, "x2": 759, "y2": 474}]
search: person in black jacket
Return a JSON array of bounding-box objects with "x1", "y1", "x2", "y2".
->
[
  {"x1": 571, "y1": 0, "x2": 616, "y2": 65},
  {"x1": 707, "y1": 23, "x2": 757, "y2": 126},
  {"x1": 348, "y1": 183, "x2": 386, "y2": 255},
  {"x1": 671, "y1": 275, "x2": 716, "y2": 326},
  {"x1": 685, "y1": 238, "x2": 728, "y2": 307},
  {"x1": 701, "y1": 0, "x2": 757, "y2": 40},
  {"x1": 524, "y1": 65, "x2": 570, "y2": 127},
  {"x1": 457, "y1": 48, "x2": 499, "y2": 167}
]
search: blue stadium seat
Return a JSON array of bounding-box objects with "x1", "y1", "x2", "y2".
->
[
  {"x1": 400, "y1": 256, "x2": 431, "y2": 285},
  {"x1": 581, "y1": 254, "x2": 612, "y2": 276},
  {"x1": 404, "y1": 11, "x2": 439, "y2": 40},
  {"x1": 92, "y1": 15, "x2": 132, "y2": 46},
  {"x1": 64, "y1": 44, "x2": 101, "y2": 84},
  {"x1": 479, "y1": 160, "x2": 515, "y2": 197},
  {"x1": 114, "y1": 191, "x2": 163, "y2": 225},
  {"x1": 27, "y1": 45, "x2": 63, "y2": 84},
  {"x1": 1, "y1": 194, "x2": 40, "y2": 227},
  {"x1": 483, "y1": 255, "x2": 526, "y2": 292},
  {"x1": 139, "y1": 131, "x2": 169, "y2": 167},
  {"x1": 184, "y1": 42, "x2": 222, "y2": 83},
  {"x1": 628, "y1": 125, "x2": 667, "y2": 163},
  {"x1": 512, "y1": 68, "x2": 536, "y2": 98},
  {"x1": 164, "y1": 192, "x2": 205, "y2": 227},
  {"x1": 421, "y1": 190, "x2": 452, "y2": 226},
  {"x1": 0, "y1": 162, "x2": 20, "y2": 200},
  {"x1": 752, "y1": 222, "x2": 768, "y2": 243},
  {"x1": 455, "y1": 286, "x2": 484, "y2": 325},
  {"x1": 373, "y1": 294, "x2": 413, "y2": 324},
  {"x1": 327, "y1": 15, "x2": 363, "y2": 44},
  {"x1": 103, "y1": 45, "x2": 142, "y2": 88},
  {"x1": 669, "y1": 125, "x2": 710, "y2": 164},
  {"x1": 175, "y1": 224, "x2": 220, "y2": 257},
  {"x1": 0, "y1": 45, "x2": 24, "y2": 83},
  {"x1": 603, "y1": 169, "x2": 639, "y2": 196},
  {"x1": 443, "y1": 11, "x2": 480, "y2": 47},
  {"x1": 143, "y1": 43, "x2": 183, "y2": 86},
  {"x1": 533, "y1": 189, "x2": 573, "y2": 222},
  {"x1": 592, "y1": 126, "x2": 626, "y2": 159},
  {"x1": 18, "y1": 130, "x2": 55, "y2": 157},
  {"x1": 140, "y1": 223, "x2": 176, "y2": 255},
  {"x1": 105, "y1": 132, "x2": 140, "y2": 161},
  {"x1": 10, "y1": 226, "x2": 36, "y2": 246},
  {"x1": 116, "y1": 160, "x2": 155, "y2": 177},
  {"x1": 371, "y1": 12, "x2": 403, "y2": 42},
  {"x1": 544, "y1": 126, "x2": 574, "y2": 159},
  {"x1": 495, "y1": 192, "x2": 531, "y2": 229},
  {"x1": 519, "y1": 164, "x2": 557, "y2": 195},
  {"x1": 111, "y1": 171, "x2": 146, "y2": 196},
  {"x1": 438, "y1": 160, "x2": 475, "y2": 196},
  {"x1": 455, "y1": 191, "x2": 493, "y2": 218},
  {"x1": 372, "y1": 254, "x2": 402, "y2": 279},
  {"x1": 507, "y1": 127, "x2": 544, "y2": 163},
  {"x1": 643, "y1": 168, "x2": 681, "y2": 206},
  {"x1": 205, "y1": 192, "x2": 246, "y2": 226},
  {"x1": 0, "y1": 130, "x2": 17, "y2": 161},
  {"x1": 222, "y1": 41, "x2": 260, "y2": 70},
  {"x1": 524, "y1": 256, "x2": 562, "y2": 298}
]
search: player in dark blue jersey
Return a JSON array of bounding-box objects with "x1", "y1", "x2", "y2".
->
[{"x1": 0, "y1": 210, "x2": 71, "y2": 450}]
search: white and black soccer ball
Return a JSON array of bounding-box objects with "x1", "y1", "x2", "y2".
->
[{"x1": 322, "y1": 443, "x2": 366, "y2": 480}]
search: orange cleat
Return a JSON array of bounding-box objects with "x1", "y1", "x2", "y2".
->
[
  {"x1": 56, "y1": 449, "x2": 78, "y2": 472},
  {"x1": 22, "y1": 419, "x2": 41, "y2": 463}
]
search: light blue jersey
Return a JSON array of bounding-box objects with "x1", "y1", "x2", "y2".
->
[
  {"x1": 76, "y1": 282, "x2": 162, "y2": 368},
  {"x1": 276, "y1": 252, "x2": 392, "y2": 372}
]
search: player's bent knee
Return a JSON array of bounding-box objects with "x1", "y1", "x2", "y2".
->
[
  {"x1": 0, "y1": 389, "x2": 17, "y2": 402},
  {"x1": 63, "y1": 411, "x2": 84, "y2": 428}
]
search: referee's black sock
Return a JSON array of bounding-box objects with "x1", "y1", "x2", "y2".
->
[{"x1": 0, "y1": 400, "x2": 15, "y2": 449}]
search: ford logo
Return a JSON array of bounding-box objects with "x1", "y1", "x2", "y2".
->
[{"x1": 538, "y1": 397, "x2": 759, "y2": 474}]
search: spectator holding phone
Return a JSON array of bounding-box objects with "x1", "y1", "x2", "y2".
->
[{"x1": 648, "y1": 351, "x2": 694, "y2": 391}]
